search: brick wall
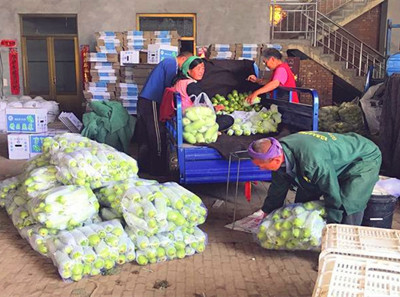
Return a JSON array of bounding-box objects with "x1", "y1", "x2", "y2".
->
[
  {"x1": 343, "y1": 5, "x2": 381, "y2": 51},
  {"x1": 298, "y1": 59, "x2": 333, "y2": 107}
]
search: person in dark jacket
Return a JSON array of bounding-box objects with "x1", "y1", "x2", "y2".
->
[
  {"x1": 136, "y1": 52, "x2": 192, "y2": 176},
  {"x1": 248, "y1": 131, "x2": 382, "y2": 225}
]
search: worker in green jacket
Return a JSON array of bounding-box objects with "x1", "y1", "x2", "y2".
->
[{"x1": 248, "y1": 131, "x2": 382, "y2": 225}]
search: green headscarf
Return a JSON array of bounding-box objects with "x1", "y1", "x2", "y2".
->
[{"x1": 181, "y1": 56, "x2": 202, "y2": 78}]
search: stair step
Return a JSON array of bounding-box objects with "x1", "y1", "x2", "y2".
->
[{"x1": 330, "y1": 15, "x2": 344, "y2": 22}]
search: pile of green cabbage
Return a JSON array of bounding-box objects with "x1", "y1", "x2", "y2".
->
[
  {"x1": 46, "y1": 220, "x2": 136, "y2": 281},
  {"x1": 0, "y1": 133, "x2": 208, "y2": 281},
  {"x1": 256, "y1": 201, "x2": 326, "y2": 251},
  {"x1": 126, "y1": 226, "x2": 207, "y2": 265},
  {"x1": 121, "y1": 182, "x2": 207, "y2": 236},
  {"x1": 182, "y1": 106, "x2": 219, "y2": 144},
  {"x1": 319, "y1": 101, "x2": 366, "y2": 134}
]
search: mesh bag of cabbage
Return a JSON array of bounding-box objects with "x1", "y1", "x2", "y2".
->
[
  {"x1": 255, "y1": 201, "x2": 326, "y2": 251},
  {"x1": 121, "y1": 182, "x2": 208, "y2": 236},
  {"x1": 126, "y1": 226, "x2": 208, "y2": 265},
  {"x1": 46, "y1": 219, "x2": 135, "y2": 282}
]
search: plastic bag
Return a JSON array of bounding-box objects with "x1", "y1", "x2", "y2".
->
[
  {"x1": 46, "y1": 134, "x2": 139, "y2": 189},
  {"x1": 182, "y1": 94, "x2": 219, "y2": 144},
  {"x1": 95, "y1": 177, "x2": 159, "y2": 216},
  {"x1": 46, "y1": 219, "x2": 135, "y2": 281},
  {"x1": 121, "y1": 182, "x2": 208, "y2": 236},
  {"x1": 255, "y1": 201, "x2": 326, "y2": 251},
  {"x1": 19, "y1": 223, "x2": 60, "y2": 256},
  {"x1": 5, "y1": 188, "x2": 26, "y2": 216},
  {"x1": 227, "y1": 105, "x2": 281, "y2": 136},
  {"x1": 28, "y1": 185, "x2": 100, "y2": 230},
  {"x1": 126, "y1": 226, "x2": 208, "y2": 265},
  {"x1": 22, "y1": 166, "x2": 61, "y2": 200},
  {"x1": 360, "y1": 83, "x2": 383, "y2": 135},
  {"x1": 0, "y1": 176, "x2": 20, "y2": 207}
]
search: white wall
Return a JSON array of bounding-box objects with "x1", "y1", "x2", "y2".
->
[{"x1": 0, "y1": 0, "x2": 270, "y2": 96}]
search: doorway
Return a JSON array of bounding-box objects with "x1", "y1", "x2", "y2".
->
[{"x1": 20, "y1": 15, "x2": 82, "y2": 115}]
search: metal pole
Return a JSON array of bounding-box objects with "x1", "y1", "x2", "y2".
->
[
  {"x1": 271, "y1": 4, "x2": 275, "y2": 40},
  {"x1": 358, "y1": 43, "x2": 363, "y2": 76},
  {"x1": 314, "y1": 3, "x2": 318, "y2": 47}
]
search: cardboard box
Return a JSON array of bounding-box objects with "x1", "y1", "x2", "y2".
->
[
  {"x1": 7, "y1": 132, "x2": 62, "y2": 160},
  {"x1": 97, "y1": 38, "x2": 122, "y2": 47},
  {"x1": 211, "y1": 44, "x2": 236, "y2": 52},
  {"x1": 89, "y1": 68, "x2": 118, "y2": 76},
  {"x1": 88, "y1": 53, "x2": 119, "y2": 63},
  {"x1": 124, "y1": 31, "x2": 152, "y2": 39},
  {"x1": 95, "y1": 46, "x2": 123, "y2": 53},
  {"x1": 6, "y1": 108, "x2": 47, "y2": 133},
  {"x1": 95, "y1": 32, "x2": 123, "y2": 40},
  {"x1": 58, "y1": 112, "x2": 83, "y2": 133},
  {"x1": 147, "y1": 44, "x2": 178, "y2": 64},
  {"x1": 7, "y1": 134, "x2": 30, "y2": 159},
  {"x1": 85, "y1": 82, "x2": 116, "y2": 91},
  {"x1": 151, "y1": 30, "x2": 180, "y2": 39},
  {"x1": 90, "y1": 62, "x2": 120, "y2": 70},
  {"x1": 210, "y1": 51, "x2": 234, "y2": 60},
  {"x1": 83, "y1": 91, "x2": 116, "y2": 100},
  {"x1": 151, "y1": 38, "x2": 179, "y2": 46},
  {"x1": 124, "y1": 39, "x2": 151, "y2": 50},
  {"x1": 120, "y1": 50, "x2": 140, "y2": 66},
  {"x1": 90, "y1": 76, "x2": 120, "y2": 83}
]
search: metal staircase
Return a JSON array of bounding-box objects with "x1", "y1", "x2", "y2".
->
[{"x1": 270, "y1": 1, "x2": 385, "y2": 91}]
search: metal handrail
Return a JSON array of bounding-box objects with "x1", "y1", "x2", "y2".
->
[
  {"x1": 270, "y1": 2, "x2": 385, "y2": 78},
  {"x1": 315, "y1": 12, "x2": 384, "y2": 58},
  {"x1": 312, "y1": 11, "x2": 385, "y2": 77}
]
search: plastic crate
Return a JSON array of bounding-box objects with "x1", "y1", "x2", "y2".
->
[
  {"x1": 320, "y1": 224, "x2": 400, "y2": 262},
  {"x1": 313, "y1": 254, "x2": 400, "y2": 297}
]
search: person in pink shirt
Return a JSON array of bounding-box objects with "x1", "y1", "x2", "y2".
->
[{"x1": 246, "y1": 48, "x2": 299, "y2": 104}]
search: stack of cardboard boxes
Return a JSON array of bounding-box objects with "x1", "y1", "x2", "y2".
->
[
  {"x1": 235, "y1": 44, "x2": 262, "y2": 62},
  {"x1": 84, "y1": 30, "x2": 180, "y2": 115},
  {"x1": 208, "y1": 43, "x2": 262, "y2": 63},
  {"x1": 84, "y1": 31, "x2": 122, "y2": 103},
  {"x1": 6, "y1": 108, "x2": 73, "y2": 159},
  {"x1": 151, "y1": 30, "x2": 180, "y2": 47},
  {"x1": 116, "y1": 83, "x2": 139, "y2": 115},
  {"x1": 209, "y1": 44, "x2": 236, "y2": 60},
  {"x1": 95, "y1": 32, "x2": 123, "y2": 54},
  {"x1": 123, "y1": 31, "x2": 151, "y2": 51}
]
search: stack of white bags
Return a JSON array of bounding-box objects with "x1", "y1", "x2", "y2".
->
[{"x1": 0, "y1": 96, "x2": 60, "y2": 132}]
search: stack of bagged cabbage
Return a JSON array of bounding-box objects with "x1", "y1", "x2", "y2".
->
[
  {"x1": 227, "y1": 104, "x2": 282, "y2": 136},
  {"x1": 256, "y1": 201, "x2": 326, "y2": 251},
  {"x1": 96, "y1": 180, "x2": 208, "y2": 265},
  {"x1": 0, "y1": 133, "x2": 208, "y2": 282},
  {"x1": 319, "y1": 100, "x2": 367, "y2": 135}
]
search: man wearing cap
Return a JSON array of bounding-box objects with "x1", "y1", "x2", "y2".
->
[{"x1": 248, "y1": 131, "x2": 382, "y2": 225}]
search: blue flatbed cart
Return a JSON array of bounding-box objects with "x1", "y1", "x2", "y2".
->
[{"x1": 166, "y1": 86, "x2": 319, "y2": 185}]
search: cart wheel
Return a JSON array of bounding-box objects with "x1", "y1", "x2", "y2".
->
[{"x1": 167, "y1": 145, "x2": 179, "y2": 182}]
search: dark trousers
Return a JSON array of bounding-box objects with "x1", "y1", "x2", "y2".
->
[{"x1": 136, "y1": 97, "x2": 167, "y2": 176}]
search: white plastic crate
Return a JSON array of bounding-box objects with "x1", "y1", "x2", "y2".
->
[
  {"x1": 313, "y1": 254, "x2": 400, "y2": 297},
  {"x1": 320, "y1": 224, "x2": 400, "y2": 262}
]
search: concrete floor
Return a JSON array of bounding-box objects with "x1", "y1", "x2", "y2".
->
[{"x1": 0, "y1": 133, "x2": 399, "y2": 297}]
